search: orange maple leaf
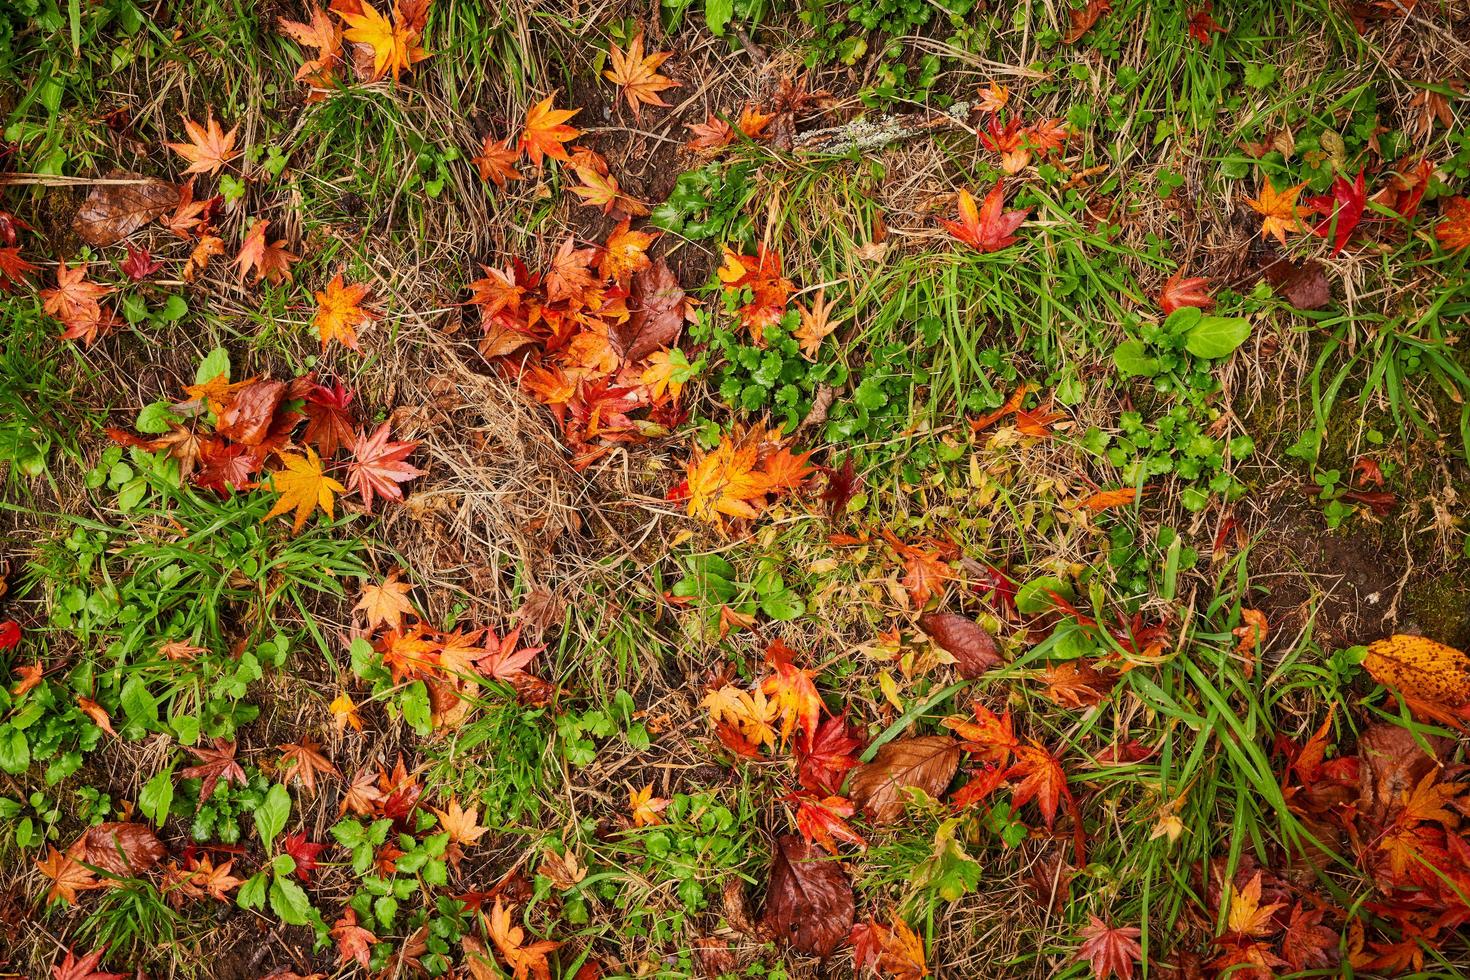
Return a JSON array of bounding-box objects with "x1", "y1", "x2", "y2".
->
[
  {"x1": 599, "y1": 218, "x2": 656, "y2": 285},
  {"x1": 1006, "y1": 741, "x2": 1072, "y2": 829},
  {"x1": 794, "y1": 288, "x2": 839, "y2": 359},
  {"x1": 486, "y1": 899, "x2": 560, "y2": 980},
  {"x1": 518, "y1": 95, "x2": 580, "y2": 167},
  {"x1": 313, "y1": 272, "x2": 378, "y2": 350},
  {"x1": 472, "y1": 135, "x2": 521, "y2": 187},
  {"x1": 167, "y1": 111, "x2": 240, "y2": 176},
  {"x1": 355, "y1": 569, "x2": 417, "y2": 630},
  {"x1": 1247, "y1": 180, "x2": 1307, "y2": 246},
  {"x1": 235, "y1": 219, "x2": 299, "y2": 286},
  {"x1": 602, "y1": 33, "x2": 680, "y2": 119},
  {"x1": 1435, "y1": 196, "x2": 1470, "y2": 252},
  {"x1": 941, "y1": 181, "x2": 1029, "y2": 253}
]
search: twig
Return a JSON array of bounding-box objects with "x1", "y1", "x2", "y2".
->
[{"x1": 794, "y1": 101, "x2": 973, "y2": 155}]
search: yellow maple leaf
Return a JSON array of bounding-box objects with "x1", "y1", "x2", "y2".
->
[
  {"x1": 1246, "y1": 180, "x2": 1306, "y2": 246},
  {"x1": 263, "y1": 447, "x2": 345, "y2": 533},
  {"x1": 338, "y1": 0, "x2": 430, "y2": 82},
  {"x1": 330, "y1": 691, "x2": 363, "y2": 732},
  {"x1": 640, "y1": 348, "x2": 693, "y2": 404},
  {"x1": 684, "y1": 431, "x2": 770, "y2": 525}
]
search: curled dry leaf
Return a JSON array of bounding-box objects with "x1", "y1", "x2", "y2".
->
[
  {"x1": 847, "y1": 735, "x2": 961, "y2": 824},
  {"x1": 74, "y1": 175, "x2": 179, "y2": 246},
  {"x1": 916, "y1": 612, "x2": 1003, "y2": 679},
  {"x1": 760, "y1": 833, "x2": 854, "y2": 957}
]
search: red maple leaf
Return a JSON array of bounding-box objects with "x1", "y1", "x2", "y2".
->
[
  {"x1": 282, "y1": 832, "x2": 328, "y2": 881},
  {"x1": 346, "y1": 422, "x2": 425, "y2": 512},
  {"x1": 1158, "y1": 270, "x2": 1215, "y2": 315},
  {"x1": 1077, "y1": 915, "x2": 1143, "y2": 980},
  {"x1": 941, "y1": 180, "x2": 1029, "y2": 253},
  {"x1": 1307, "y1": 169, "x2": 1367, "y2": 255},
  {"x1": 796, "y1": 714, "x2": 866, "y2": 795},
  {"x1": 1006, "y1": 741, "x2": 1072, "y2": 829}
]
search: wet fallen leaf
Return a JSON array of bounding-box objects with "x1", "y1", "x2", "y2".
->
[
  {"x1": 761, "y1": 834, "x2": 853, "y2": 957},
  {"x1": 917, "y1": 612, "x2": 1003, "y2": 678},
  {"x1": 74, "y1": 175, "x2": 178, "y2": 246},
  {"x1": 848, "y1": 735, "x2": 961, "y2": 824}
]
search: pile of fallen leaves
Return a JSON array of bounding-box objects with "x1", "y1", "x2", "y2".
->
[{"x1": 107, "y1": 371, "x2": 421, "y2": 532}]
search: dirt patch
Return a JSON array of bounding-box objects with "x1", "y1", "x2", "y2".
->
[{"x1": 1248, "y1": 496, "x2": 1405, "y2": 648}]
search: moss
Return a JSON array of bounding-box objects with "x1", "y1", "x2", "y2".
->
[{"x1": 1402, "y1": 571, "x2": 1470, "y2": 650}]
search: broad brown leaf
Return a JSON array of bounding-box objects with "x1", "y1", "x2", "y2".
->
[
  {"x1": 917, "y1": 612, "x2": 1003, "y2": 679},
  {"x1": 760, "y1": 834, "x2": 853, "y2": 957},
  {"x1": 71, "y1": 821, "x2": 165, "y2": 876},
  {"x1": 848, "y1": 735, "x2": 961, "y2": 824},
  {"x1": 74, "y1": 175, "x2": 178, "y2": 246},
  {"x1": 616, "y1": 259, "x2": 686, "y2": 362}
]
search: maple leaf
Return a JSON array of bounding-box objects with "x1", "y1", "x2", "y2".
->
[
  {"x1": 278, "y1": 736, "x2": 340, "y2": 793},
  {"x1": 77, "y1": 696, "x2": 116, "y2": 736},
  {"x1": 685, "y1": 113, "x2": 733, "y2": 153},
  {"x1": 235, "y1": 219, "x2": 299, "y2": 285},
  {"x1": 976, "y1": 81, "x2": 1010, "y2": 113},
  {"x1": 629, "y1": 783, "x2": 670, "y2": 827},
  {"x1": 683, "y1": 428, "x2": 769, "y2": 524},
  {"x1": 167, "y1": 111, "x2": 240, "y2": 176},
  {"x1": 1187, "y1": 3, "x2": 1225, "y2": 45},
  {"x1": 599, "y1": 218, "x2": 657, "y2": 285},
  {"x1": 472, "y1": 134, "x2": 521, "y2": 187},
  {"x1": 1225, "y1": 872, "x2": 1285, "y2": 938},
  {"x1": 42, "y1": 262, "x2": 111, "y2": 325},
  {"x1": 183, "y1": 234, "x2": 226, "y2": 281},
  {"x1": 303, "y1": 380, "x2": 357, "y2": 457},
  {"x1": 703, "y1": 684, "x2": 779, "y2": 753},
  {"x1": 486, "y1": 898, "x2": 561, "y2": 980},
  {"x1": 181, "y1": 738, "x2": 247, "y2": 801},
  {"x1": 1435, "y1": 196, "x2": 1470, "y2": 252},
  {"x1": 279, "y1": 7, "x2": 343, "y2": 97},
  {"x1": 1077, "y1": 915, "x2": 1143, "y2": 980},
  {"x1": 1078, "y1": 487, "x2": 1139, "y2": 513},
  {"x1": 569, "y1": 165, "x2": 647, "y2": 216},
  {"x1": 794, "y1": 288, "x2": 838, "y2": 359},
  {"x1": 942, "y1": 181, "x2": 1029, "y2": 253},
  {"x1": 355, "y1": 569, "x2": 417, "y2": 630},
  {"x1": 189, "y1": 855, "x2": 244, "y2": 901},
  {"x1": 330, "y1": 691, "x2": 363, "y2": 732},
  {"x1": 340, "y1": 768, "x2": 385, "y2": 816},
  {"x1": 519, "y1": 94, "x2": 580, "y2": 167},
  {"x1": 1307, "y1": 169, "x2": 1367, "y2": 255},
  {"x1": 282, "y1": 832, "x2": 328, "y2": 881},
  {"x1": 312, "y1": 273, "x2": 377, "y2": 350},
  {"x1": 264, "y1": 447, "x2": 345, "y2": 533},
  {"x1": 602, "y1": 32, "x2": 680, "y2": 118},
  {"x1": 1062, "y1": 0, "x2": 1111, "y2": 43},
  {"x1": 0, "y1": 245, "x2": 38, "y2": 290},
  {"x1": 332, "y1": 908, "x2": 380, "y2": 968},
  {"x1": 1006, "y1": 741, "x2": 1072, "y2": 829},
  {"x1": 641, "y1": 348, "x2": 694, "y2": 404},
  {"x1": 796, "y1": 714, "x2": 865, "y2": 794},
  {"x1": 881, "y1": 531, "x2": 953, "y2": 608},
  {"x1": 49, "y1": 947, "x2": 127, "y2": 980},
  {"x1": 338, "y1": 0, "x2": 430, "y2": 81},
  {"x1": 1247, "y1": 180, "x2": 1307, "y2": 246},
  {"x1": 432, "y1": 798, "x2": 488, "y2": 846},
  {"x1": 851, "y1": 916, "x2": 928, "y2": 980},
  {"x1": 119, "y1": 244, "x2": 163, "y2": 281},
  {"x1": 1280, "y1": 903, "x2": 1338, "y2": 973},
  {"x1": 789, "y1": 792, "x2": 867, "y2": 855},
  {"x1": 544, "y1": 236, "x2": 599, "y2": 304},
  {"x1": 163, "y1": 178, "x2": 221, "y2": 239},
  {"x1": 36, "y1": 846, "x2": 100, "y2": 905},
  {"x1": 943, "y1": 701, "x2": 1018, "y2": 766},
  {"x1": 346, "y1": 422, "x2": 424, "y2": 512},
  {"x1": 761, "y1": 640, "x2": 822, "y2": 752},
  {"x1": 1039, "y1": 660, "x2": 1114, "y2": 708},
  {"x1": 472, "y1": 625, "x2": 543, "y2": 682},
  {"x1": 1158, "y1": 270, "x2": 1215, "y2": 314}
]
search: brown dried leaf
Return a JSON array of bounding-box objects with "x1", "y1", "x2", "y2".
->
[
  {"x1": 848, "y1": 735, "x2": 961, "y2": 824},
  {"x1": 917, "y1": 612, "x2": 1003, "y2": 679},
  {"x1": 74, "y1": 176, "x2": 179, "y2": 246},
  {"x1": 616, "y1": 259, "x2": 686, "y2": 362},
  {"x1": 70, "y1": 822, "x2": 166, "y2": 876},
  {"x1": 760, "y1": 834, "x2": 853, "y2": 957}
]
